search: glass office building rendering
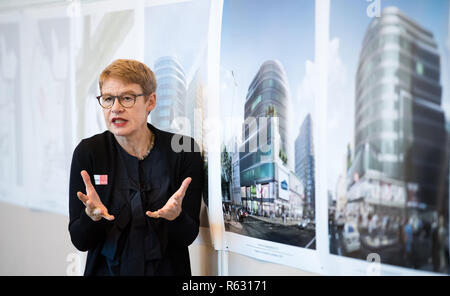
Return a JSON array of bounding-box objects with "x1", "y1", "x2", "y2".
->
[
  {"x1": 295, "y1": 114, "x2": 315, "y2": 216},
  {"x1": 349, "y1": 6, "x2": 448, "y2": 214},
  {"x1": 152, "y1": 56, "x2": 187, "y2": 132},
  {"x1": 239, "y1": 60, "x2": 290, "y2": 216}
]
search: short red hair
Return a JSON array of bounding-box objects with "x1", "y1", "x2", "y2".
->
[{"x1": 99, "y1": 59, "x2": 157, "y2": 95}]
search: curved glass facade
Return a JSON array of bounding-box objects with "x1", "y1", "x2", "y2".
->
[
  {"x1": 354, "y1": 7, "x2": 447, "y2": 208},
  {"x1": 152, "y1": 56, "x2": 186, "y2": 132},
  {"x1": 243, "y1": 60, "x2": 289, "y2": 152},
  {"x1": 240, "y1": 60, "x2": 290, "y2": 187}
]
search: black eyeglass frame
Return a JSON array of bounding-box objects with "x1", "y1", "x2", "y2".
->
[{"x1": 96, "y1": 93, "x2": 146, "y2": 109}]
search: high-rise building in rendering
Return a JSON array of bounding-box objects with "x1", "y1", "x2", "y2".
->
[
  {"x1": 295, "y1": 114, "x2": 315, "y2": 212},
  {"x1": 350, "y1": 6, "x2": 447, "y2": 210},
  {"x1": 242, "y1": 60, "x2": 289, "y2": 157},
  {"x1": 152, "y1": 56, "x2": 186, "y2": 132},
  {"x1": 239, "y1": 60, "x2": 290, "y2": 216}
]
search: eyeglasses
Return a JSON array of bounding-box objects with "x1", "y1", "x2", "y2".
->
[{"x1": 96, "y1": 93, "x2": 146, "y2": 109}]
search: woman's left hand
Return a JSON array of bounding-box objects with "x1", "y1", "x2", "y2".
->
[{"x1": 146, "y1": 177, "x2": 192, "y2": 221}]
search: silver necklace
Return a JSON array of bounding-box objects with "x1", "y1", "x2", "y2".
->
[{"x1": 138, "y1": 131, "x2": 155, "y2": 160}]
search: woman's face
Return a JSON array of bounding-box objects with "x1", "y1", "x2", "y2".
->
[{"x1": 101, "y1": 77, "x2": 155, "y2": 138}]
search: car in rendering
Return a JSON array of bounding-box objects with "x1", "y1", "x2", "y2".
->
[
  {"x1": 236, "y1": 207, "x2": 249, "y2": 222},
  {"x1": 298, "y1": 218, "x2": 311, "y2": 230},
  {"x1": 342, "y1": 222, "x2": 361, "y2": 254}
]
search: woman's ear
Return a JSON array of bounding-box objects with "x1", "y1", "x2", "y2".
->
[{"x1": 146, "y1": 92, "x2": 156, "y2": 113}]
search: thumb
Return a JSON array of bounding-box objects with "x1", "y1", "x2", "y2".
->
[
  {"x1": 102, "y1": 212, "x2": 115, "y2": 221},
  {"x1": 99, "y1": 206, "x2": 114, "y2": 221},
  {"x1": 146, "y1": 210, "x2": 160, "y2": 219},
  {"x1": 89, "y1": 206, "x2": 114, "y2": 221}
]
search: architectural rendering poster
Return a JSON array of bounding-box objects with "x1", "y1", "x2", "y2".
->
[
  {"x1": 219, "y1": 0, "x2": 320, "y2": 271},
  {"x1": 144, "y1": 0, "x2": 212, "y2": 242},
  {"x1": 22, "y1": 10, "x2": 73, "y2": 214},
  {"x1": 0, "y1": 6, "x2": 78, "y2": 214},
  {"x1": 327, "y1": 0, "x2": 450, "y2": 274}
]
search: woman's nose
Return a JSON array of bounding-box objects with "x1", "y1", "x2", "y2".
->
[{"x1": 111, "y1": 97, "x2": 124, "y2": 113}]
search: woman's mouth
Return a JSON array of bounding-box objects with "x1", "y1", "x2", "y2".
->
[{"x1": 112, "y1": 118, "x2": 128, "y2": 127}]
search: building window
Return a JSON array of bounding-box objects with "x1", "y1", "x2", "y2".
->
[
  {"x1": 158, "y1": 108, "x2": 170, "y2": 117},
  {"x1": 416, "y1": 62, "x2": 424, "y2": 76},
  {"x1": 251, "y1": 95, "x2": 262, "y2": 111},
  {"x1": 159, "y1": 98, "x2": 172, "y2": 107}
]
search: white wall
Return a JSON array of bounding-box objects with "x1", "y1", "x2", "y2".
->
[{"x1": 0, "y1": 201, "x2": 76, "y2": 275}]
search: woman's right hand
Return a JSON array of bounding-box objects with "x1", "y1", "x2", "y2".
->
[{"x1": 77, "y1": 170, "x2": 115, "y2": 222}]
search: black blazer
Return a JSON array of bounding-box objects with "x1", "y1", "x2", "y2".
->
[{"x1": 68, "y1": 123, "x2": 203, "y2": 275}]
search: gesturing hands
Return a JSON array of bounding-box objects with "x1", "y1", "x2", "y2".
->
[
  {"x1": 146, "y1": 177, "x2": 192, "y2": 221},
  {"x1": 77, "y1": 171, "x2": 191, "y2": 222},
  {"x1": 77, "y1": 170, "x2": 115, "y2": 222}
]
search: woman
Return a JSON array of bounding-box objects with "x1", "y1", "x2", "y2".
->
[{"x1": 68, "y1": 59, "x2": 203, "y2": 276}]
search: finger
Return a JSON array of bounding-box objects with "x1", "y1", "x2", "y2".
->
[
  {"x1": 97, "y1": 206, "x2": 114, "y2": 220},
  {"x1": 77, "y1": 191, "x2": 88, "y2": 204},
  {"x1": 103, "y1": 215, "x2": 115, "y2": 221},
  {"x1": 158, "y1": 208, "x2": 169, "y2": 218},
  {"x1": 101, "y1": 210, "x2": 115, "y2": 221},
  {"x1": 146, "y1": 210, "x2": 160, "y2": 219},
  {"x1": 177, "y1": 177, "x2": 192, "y2": 195},
  {"x1": 80, "y1": 170, "x2": 94, "y2": 192},
  {"x1": 174, "y1": 177, "x2": 192, "y2": 201}
]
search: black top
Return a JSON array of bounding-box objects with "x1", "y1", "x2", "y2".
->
[{"x1": 68, "y1": 123, "x2": 203, "y2": 276}]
